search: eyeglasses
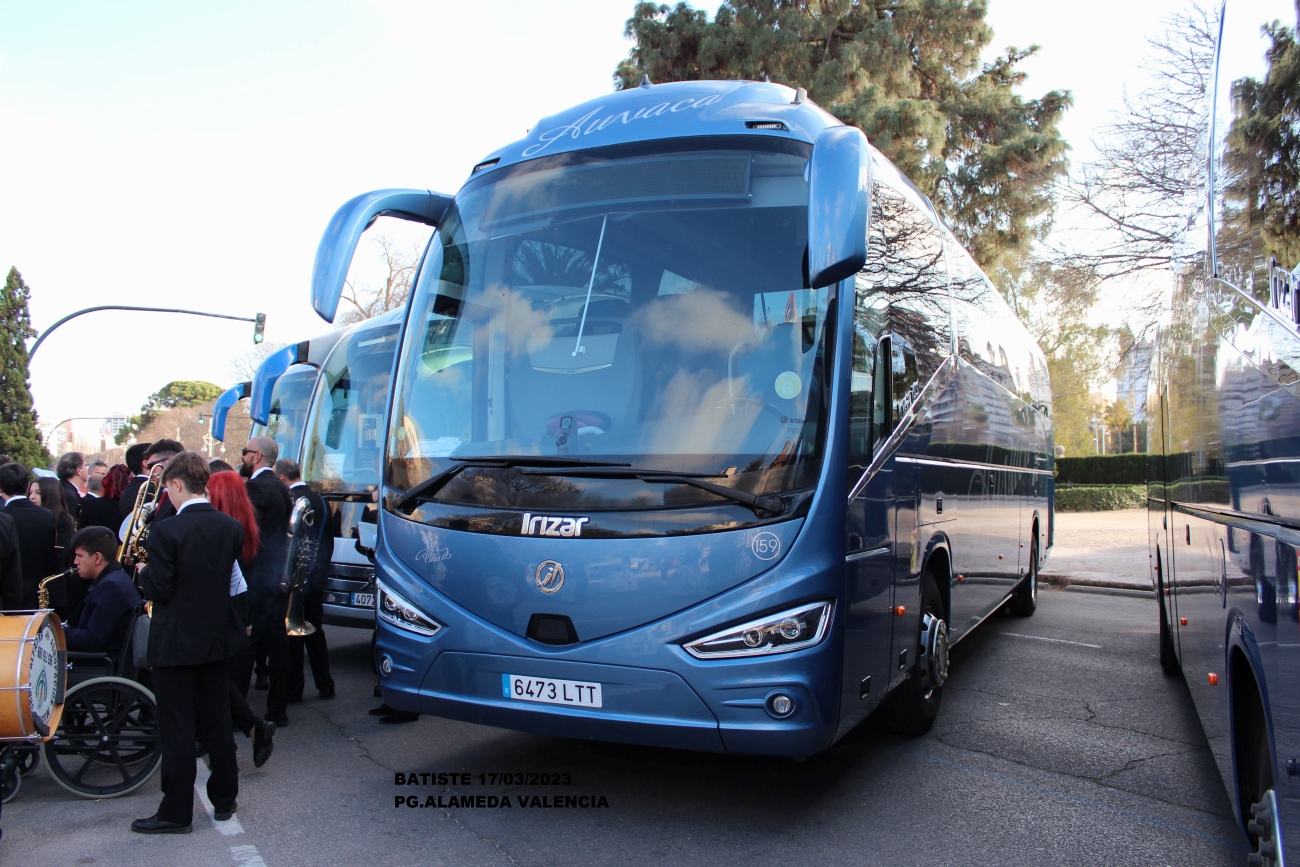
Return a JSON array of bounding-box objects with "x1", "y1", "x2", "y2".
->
[{"x1": 241, "y1": 449, "x2": 260, "y2": 456}]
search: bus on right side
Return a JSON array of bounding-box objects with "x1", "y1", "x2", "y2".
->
[{"x1": 1150, "y1": 2, "x2": 1300, "y2": 863}]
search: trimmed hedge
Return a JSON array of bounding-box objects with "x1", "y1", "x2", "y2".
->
[
  {"x1": 1056, "y1": 454, "x2": 1148, "y2": 485},
  {"x1": 1056, "y1": 484, "x2": 1147, "y2": 512}
]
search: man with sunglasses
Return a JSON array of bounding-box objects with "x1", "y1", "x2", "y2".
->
[{"x1": 237, "y1": 436, "x2": 294, "y2": 726}]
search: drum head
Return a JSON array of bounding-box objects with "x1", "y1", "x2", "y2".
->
[{"x1": 29, "y1": 616, "x2": 65, "y2": 737}]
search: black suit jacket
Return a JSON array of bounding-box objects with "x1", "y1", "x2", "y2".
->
[
  {"x1": 245, "y1": 470, "x2": 293, "y2": 596},
  {"x1": 79, "y1": 494, "x2": 121, "y2": 537},
  {"x1": 65, "y1": 563, "x2": 142, "y2": 655},
  {"x1": 117, "y1": 475, "x2": 148, "y2": 523},
  {"x1": 60, "y1": 479, "x2": 82, "y2": 525},
  {"x1": 0, "y1": 510, "x2": 22, "y2": 609},
  {"x1": 5, "y1": 497, "x2": 57, "y2": 609},
  {"x1": 141, "y1": 502, "x2": 247, "y2": 667},
  {"x1": 288, "y1": 484, "x2": 334, "y2": 591}
]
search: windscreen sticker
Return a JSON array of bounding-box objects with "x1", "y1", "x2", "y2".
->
[
  {"x1": 321, "y1": 453, "x2": 344, "y2": 478},
  {"x1": 774, "y1": 371, "x2": 801, "y2": 400},
  {"x1": 412, "y1": 438, "x2": 462, "y2": 458}
]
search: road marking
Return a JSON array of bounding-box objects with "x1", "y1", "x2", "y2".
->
[
  {"x1": 231, "y1": 844, "x2": 268, "y2": 866},
  {"x1": 195, "y1": 761, "x2": 245, "y2": 836},
  {"x1": 1001, "y1": 631, "x2": 1102, "y2": 649}
]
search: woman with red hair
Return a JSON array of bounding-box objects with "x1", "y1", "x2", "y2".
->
[
  {"x1": 102, "y1": 464, "x2": 133, "y2": 505},
  {"x1": 204, "y1": 469, "x2": 275, "y2": 767}
]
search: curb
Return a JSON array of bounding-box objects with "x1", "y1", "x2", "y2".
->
[{"x1": 1040, "y1": 573, "x2": 1153, "y2": 593}]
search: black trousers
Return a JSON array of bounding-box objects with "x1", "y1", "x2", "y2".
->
[
  {"x1": 288, "y1": 588, "x2": 334, "y2": 698},
  {"x1": 232, "y1": 595, "x2": 290, "y2": 720},
  {"x1": 152, "y1": 660, "x2": 238, "y2": 824}
]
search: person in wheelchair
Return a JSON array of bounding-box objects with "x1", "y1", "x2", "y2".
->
[{"x1": 64, "y1": 526, "x2": 142, "y2": 656}]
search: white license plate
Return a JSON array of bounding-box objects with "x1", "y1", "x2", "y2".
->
[
  {"x1": 352, "y1": 592, "x2": 375, "y2": 608},
  {"x1": 502, "y1": 674, "x2": 602, "y2": 708}
]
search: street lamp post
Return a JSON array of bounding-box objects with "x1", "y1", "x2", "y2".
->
[{"x1": 28, "y1": 305, "x2": 266, "y2": 360}]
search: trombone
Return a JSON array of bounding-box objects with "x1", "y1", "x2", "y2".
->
[{"x1": 118, "y1": 464, "x2": 164, "y2": 567}]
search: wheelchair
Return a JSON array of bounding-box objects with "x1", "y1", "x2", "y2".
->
[{"x1": 1, "y1": 608, "x2": 160, "y2": 802}]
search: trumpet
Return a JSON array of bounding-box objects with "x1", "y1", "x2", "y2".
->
[
  {"x1": 284, "y1": 497, "x2": 318, "y2": 637},
  {"x1": 37, "y1": 568, "x2": 77, "y2": 610},
  {"x1": 119, "y1": 464, "x2": 164, "y2": 567}
]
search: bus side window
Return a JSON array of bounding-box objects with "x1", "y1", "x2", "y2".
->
[
  {"x1": 848, "y1": 330, "x2": 878, "y2": 478},
  {"x1": 872, "y1": 336, "x2": 894, "y2": 449},
  {"x1": 891, "y1": 337, "x2": 919, "y2": 422}
]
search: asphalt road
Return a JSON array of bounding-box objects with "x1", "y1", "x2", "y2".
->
[{"x1": 4, "y1": 587, "x2": 1247, "y2": 867}]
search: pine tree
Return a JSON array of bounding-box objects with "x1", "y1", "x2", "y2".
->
[
  {"x1": 0, "y1": 268, "x2": 51, "y2": 468},
  {"x1": 615, "y1": 0, "x2": 1071, "y2": 272}
]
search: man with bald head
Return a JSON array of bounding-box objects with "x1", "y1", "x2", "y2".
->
[{"x1": 237, "y1": 436, "x2": 295, "y2": 725}]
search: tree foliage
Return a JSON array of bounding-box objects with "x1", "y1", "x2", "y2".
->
[
  {"x1": 614, "y1": 0, "x2": 1071, "y2": 272},
  {"x1": 115, "y1": 380, "x2": 224, "y2": 445},
  {"x1": 0, "y1": 268, "x2": 52, "y2": 468}
]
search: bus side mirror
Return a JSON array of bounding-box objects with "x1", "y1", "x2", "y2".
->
[
  {"x1": 807, "y1": 126, "x2": 870, "y2": 289},
  {"x1": 312, "y1": 189, "x2": 454, "y2": 323}
]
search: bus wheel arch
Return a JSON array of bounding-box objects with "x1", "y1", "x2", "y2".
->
[
  {"x1": 1009, "y1": 519, "x2": 1039, "y2": 617},
  {"x1": 884, "y1": 561, "x2": 949, "y2": 736},
  {"x1": 1230, "y1": 646, "x2": 1280, "y2": 861},
  {"x1": 1155, "y1": 544, "x2": 1180, "y2": 675}
]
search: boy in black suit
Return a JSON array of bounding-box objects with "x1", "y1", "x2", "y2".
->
[
  {"x1": 133, "y1": 452, "x2": 246, "y2": 834},
  {"x1": 64, "y1": 527, "x2": 141, "y2": 655},
  {"x1": 0, "y1": 462, "x2": 57, "y2": 608}
]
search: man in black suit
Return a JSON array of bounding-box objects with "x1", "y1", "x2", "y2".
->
[
  {"x1": 239, "y1": 436, "x2": 294, "y2": 726},
  {"x1": 133, "y1": 452, "x2": 245, "y2": 834},
  {"x1": 274, "y1": 458, "x2": 335, "y2": 701},
  {"x1": 117, "y1": 443, "x2": 153, "y2": 524},
  {"x1": 78, "y1": 463, "x2": 120, "y2": 534},
  {"x1": 64, "y1": 527, "x2": 141, "y2": 655},
  {"x1": 56, "y1": 451, "x2": 86, "y2": 526},
  {"x1": 0, "y1": 462, "x2": 58, "y2": 609},
  {"x1": 0, "y1": 504, "x2": 22, "y2": 610}
]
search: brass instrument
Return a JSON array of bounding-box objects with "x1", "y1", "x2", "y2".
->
[
  {"x1": 37, "y1": 568, "x2": 77, "y2": 610},
  {"x1": 118, "y1": 465, "x2": 164, "y2": 567},
  {"x1": 284, "y1": 497, "x2": 318, "y2": 637}
]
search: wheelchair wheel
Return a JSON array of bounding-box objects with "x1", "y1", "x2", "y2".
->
[
  {"x1": 43, "y1": 676, "x2": 161, "y2": 799},
  {"x1": 15, "y1": 744, "x2": 41, "y2": 777},
  {"x1": 1, "y1": 751, "x2": 20, "y2": 804}
]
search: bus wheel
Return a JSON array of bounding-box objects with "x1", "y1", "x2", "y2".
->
[
  {"x1": 1009, "y1": 539, "x2": 1038, "y2": 617},
  {"x1": 886, "y1": 572, "x2": 947, "y2": 735},
  {"x1": 1155, "y1": 549, "x2": 1180, "y2": 675}
]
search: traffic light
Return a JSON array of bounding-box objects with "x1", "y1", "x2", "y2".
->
[{"x1": 253, "y1": 312, "x2": 266, "y2": 344}]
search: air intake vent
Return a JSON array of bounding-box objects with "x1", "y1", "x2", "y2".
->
[
  {"x1": 746, "y1": 121, "x2": 787, "y2": 131},
  {"x1": 527, "y1": 614, "x2": 580, "y2": 645},
  {"x1": 472, "y1": 157, "x2": 501, "y2": 174}
]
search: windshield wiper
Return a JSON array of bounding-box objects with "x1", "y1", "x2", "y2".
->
[
  {"x1": 519, "y1": 466, "x2": 786, "y2": 517},
  {"x1": 392, "y1": 456, "x2": 631, "y2": 514}
]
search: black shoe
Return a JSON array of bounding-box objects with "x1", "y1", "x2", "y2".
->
[
  {"x1": 254, "y1": 674, "x2": 269, "y2": 691},
  {"x1": 131, "y1": 815, "x2": 192, "y2": 834},
  {"x1": 379, "y1": 711, "x2": 419, "y2": 725},
  {"x1": 253, "y1": 721, "x2": 275, "y2": 768},
  {"x1": 319, "y1": 689, "x2": 336, "y2": 700},
  {"x1": 369, "y1": 703, "x2": 395, "y2": 716},
  {"x1": 264, "y1": 713, "x2": 288, "y2": 727},
  {"x1": 214, "y1": 801, "x2": 237, "y2": 821}
]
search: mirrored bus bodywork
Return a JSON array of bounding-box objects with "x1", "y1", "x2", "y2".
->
[
  {"x1": 312, "y1": 80, "x2": 1052, "y2": 755},
  {"x1": 248, "y1": 330, "x2": 350, "y2": 462},
  {"x1": 300, "y1": 310, "x2": 403, "y2": 627},
  {"x1": 1147, "y1": 1, "x2": 1300, "y2": 861}
]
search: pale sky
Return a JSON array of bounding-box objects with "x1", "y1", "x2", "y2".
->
[{"x1": 0, "y1": 0, "x2": 1196, "y2": 431}]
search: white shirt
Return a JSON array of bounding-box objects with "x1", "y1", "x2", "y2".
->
[
  {"x1": 251, "y1": 466, "x2": 274, "y2": 480},
  {"x1": 290, "y1": 482, "x2": 307, "y2": 492},
  {"x1": 175, "y1": 496, "x2": 209, "y2": 514},
  {"x1": 3, "y1": 495, "x2": 26, "y2": 505}
]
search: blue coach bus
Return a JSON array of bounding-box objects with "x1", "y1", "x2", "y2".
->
[
  {"x1": 298, "y1": 310, "x2": 404, "y2": 626},
  {"x1": 309, "y1": 79, "x2": 1053, "y2": 754},
  {"x1": 1148, "y1": 1, "x2": 1300, "y2": 862},
  {"x1": 247, "y1": 329, "x2": 350, "y2": 463}
]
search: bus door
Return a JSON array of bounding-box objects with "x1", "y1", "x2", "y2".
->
[{"x1": 842, "y1": 331, "x2": 907, "y2": 720}]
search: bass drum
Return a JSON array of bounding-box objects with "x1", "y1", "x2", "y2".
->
[{"x1": 0, "y1": 611, "x2": 67, "y2": 742}]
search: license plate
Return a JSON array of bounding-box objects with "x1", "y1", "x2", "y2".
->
[
  {"x1": 352, "y1": 592, "x2": 375, "y2": 608},
  {"x1": 502, "y1": 674, "x2": 602, "y2": 708}
]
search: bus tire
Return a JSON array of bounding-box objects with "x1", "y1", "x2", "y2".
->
[
  {"x1": 1235, "y1": 667, "x2": 1278, "y2": 864},
  {"x1": 1008, "y1": 538, "x2": 1038, "y2": 617},
  {"x1": 885, "y1": 572, "x2": 946, "y2": 735},
  {"x1": 1156, "y1": 548, "x2": 1180, "y2": 675}
]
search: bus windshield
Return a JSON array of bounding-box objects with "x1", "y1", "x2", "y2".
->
[
  {"x1": 386, "y1": 137, "x2": 833, "y2": 514},
  {"x1": 262, "y1": 366, "x2": 317, "y2": 464},
  {"x1": 302, "y1": 319, "x2": 401, "y2": 494}
]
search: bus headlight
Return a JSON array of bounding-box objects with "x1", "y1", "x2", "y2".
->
[
  {"x1": 684, "y1": 602, "x2": 833, "y2": 659},
  {"x1": 377, "y1": 581, "x2": 443, "y2": 637}
]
